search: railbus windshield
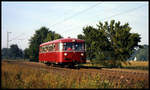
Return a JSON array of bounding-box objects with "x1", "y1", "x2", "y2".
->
[{"x1": 59, "y1": 42, "x2": 85, "y2": 51}]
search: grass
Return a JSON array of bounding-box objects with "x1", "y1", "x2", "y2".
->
[
  {"x1": 1, "y1": 62, "x2": 107, "y2": 88},
  {"x1": 1, "y1": 61, "x2": 148, "y2": 89},
  {"x1": 121, "y1": 61, "x2": 149, "y2": 70},
  {"x1": 80, "y1": 60, "x2": 149, "y2": 70}
]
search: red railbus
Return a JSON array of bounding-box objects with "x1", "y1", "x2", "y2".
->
[{"x1": 39, "y1": 37, "x2": 86, "y2": 67}]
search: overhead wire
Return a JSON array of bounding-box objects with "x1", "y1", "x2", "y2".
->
[
  {"x1": 7, "y1": 3, "x2": 147, "y2": 49},
  {"x1": 50, "y1": 2, "x2": 102, "y2": 28},
  {"x1": 60, "y1": 4, "x2": 146, "y2": 37},
  {"x1": 9, "y1": 33, "x2": 25, "y2": 42},
  {"x1": 4, "y1": 3, "x2": 100, "y2": 49},
  {"x1": 9, "y1": 2, "x2": 102, "y2": 44},
  {"x1": 99, "y1": 4, "x2": 146, "y2": 21}
]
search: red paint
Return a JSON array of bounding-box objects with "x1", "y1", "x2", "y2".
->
[{"x1": 39, "y1": 38, "x2": 86, "y2": 65}]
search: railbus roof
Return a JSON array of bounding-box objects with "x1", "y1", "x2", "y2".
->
[{"x1": 40, "y1": 37, "x2": 84, "y2": 47}]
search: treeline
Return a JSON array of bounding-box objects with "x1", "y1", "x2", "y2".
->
[
  {"x1": 136, "y1": 45, "x2": 149, "y2": 61},
  {"x1": 1, "y1": 20, "x2": 148, "y2": 67},
  {"x1": 129, "y1": 45, "x2": 149, "y2": 61},
  {"x1": 2, "y1": 44, "x2": 24, "y2": 59},
  {"x1": 2, "y1": 27, "x2": 62, "y2": 60}
]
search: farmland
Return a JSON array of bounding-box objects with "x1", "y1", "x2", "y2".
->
[{"x1": 1, "y1": 60, "x2": 149, "y2": 89}]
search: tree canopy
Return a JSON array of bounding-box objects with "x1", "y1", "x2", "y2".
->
[
  {"x1": 78, "y1": 20, "x2": 142, "y2": 67},
  {"x1": 28, "y1": 26, "x2": 63, "y2": 62}
]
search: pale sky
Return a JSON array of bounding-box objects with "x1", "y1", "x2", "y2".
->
[{"x1": 2, "y1": 1, "x2": 149, "y2": 50}]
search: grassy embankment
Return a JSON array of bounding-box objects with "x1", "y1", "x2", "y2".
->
[
  {"x1": 80, "y1": 60, "x2": 149, "y2": 70},
  {"x1": 1, "y1": 60, "x2": 148, "y2": 89}
]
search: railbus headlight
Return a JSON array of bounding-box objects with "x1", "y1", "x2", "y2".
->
[
  {"x1": 81, "y1": 53, "x2": 84, "y2": 56},
  {"x1": 64, "y1": 53, "x2": 67, "y2": 56}
]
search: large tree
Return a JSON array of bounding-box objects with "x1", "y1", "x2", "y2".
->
[
  {"x1": 28, "y1": 26, "x2": 63, "y2": 62},
  {"x1": 78, "y1": 20, "x2": 141, "y2": 67}
]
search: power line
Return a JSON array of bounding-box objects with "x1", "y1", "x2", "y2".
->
[
  {"x1": 9, "y1": 33, "x2": 25, "y2": 41},
  {"x1": 7, "y1": 32, "x2": 12, "y2": 48},
  {"x1": 8, "y1": 32, "x2": 31, "y2": 50},
  {"x1": 100, "y1": 4, "x2": 146, "y2": 21},
  {"x1": 50, "y1": 2, "x2": 102, "y2": 28},
  {"x1": 60, "y1": 4, "x2": 146, "y2": 37},
  {"x1": 6, "y1": 3, "x2": 102, "y2": 45}
]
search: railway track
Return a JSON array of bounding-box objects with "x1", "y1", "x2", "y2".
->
[{"x1": 3, "y1": 60, "x2": 148, "y2": 74}]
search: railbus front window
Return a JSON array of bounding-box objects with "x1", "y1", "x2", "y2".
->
[
  {"x1": 74, "y1": 42, "x2": 84, "y2": 51},
  {"x1": 63, "y1": 42, "x2": 73, "y2": 51},
  {"x1": 62, "y1": 42, "x2": 85, "y2": 51}
]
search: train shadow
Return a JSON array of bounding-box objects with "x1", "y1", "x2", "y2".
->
[
  {"x1": 49, "y1": 64, "x2": 111, "y2": 70},
  {"x1": 77, "y1": 66, "x2": 103, "y2": 69},
  {"x1": 67, "y1": 65, "x2": 111, "y2": 70}
]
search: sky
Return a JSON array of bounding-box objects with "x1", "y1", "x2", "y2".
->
[{"x1": 2, "y1": 1, "x2": 149, "y2": 50}]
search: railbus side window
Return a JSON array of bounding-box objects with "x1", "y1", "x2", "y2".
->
[
  {"x1": 53, "y1": 44, "x2": 55, "y2": 51},
  {"x1": 49, "y1": 44, "x2": 51, "y2": 52},
  {"x1": 43, "y1": 46, "x2": 45, "y2": 53},
  {"x1": 51, "y1": 44, "x2": 53, "y2": 51},
  {"x1": 55, "y1": 43, "x2": 59, "y2": 51},
  {"x1": 42, "y1": 46, "x2": 45, "y2": 53},
  {"x1": 48, "y1": 44, "x2": 54, "y2": 52},
  {"x1": 41, "y1": 46, "x2": 43, "y2": 53},
  {"x1": 48, "y1": 45, "x2": 51, "y2": 52},
  {"x1": 46, "y1": 45, "x2": 49, "y2": 52},
  {"x1": 44, "y1": 46, "x2": 47, "y2": 53},
  {"x1": 41, "y1": 47, "x2": 43, "y2": 53},
  {"x1": 44, "y1": 46, "x2": 46, "y2": 53}
]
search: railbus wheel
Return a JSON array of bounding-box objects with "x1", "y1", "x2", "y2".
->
[
  {"x1": 60, "y1": 64, "x2": 65, "y2": 68},
  {"x1": 50, "y1": 63, "x2": 54, "y2": 67},
  {"x1": 45, "y1": 62, "x2": 51, "y2": 66},
  {"x1": 67, "y1": 63, "x2": 75, "y2": 68}
]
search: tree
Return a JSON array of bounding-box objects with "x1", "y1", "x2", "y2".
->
[
  {"x1": 77, "y1": 34, "x2": 84, "y2": 40},
  {"x1": 24, "y1": 48, "x2": 30, "y2": 59},
  {"x1": 28, "y1": 27, "x2": 49, "y2": 61},
  {"x1": 28, "y1": 26, "x2": 63, "y2": 62},
  {"x1": 1, "y1": 44, "x2": 23, "y2": 59},
  {"x1": 1, "y1": 48, "x2": 9, "y2": 59},
  {"x1": 78, "y1": 20, "x2": 141, "y2": 68},
  {"x1": 9, "y1": 44, "x2": 23, "y2": 59},
  {"x1": 78, "y1": 26, "x2": 111, "y2": 61},
  {"x1": 44, "y1": 31, "x2": 62, "y2": 42}
]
